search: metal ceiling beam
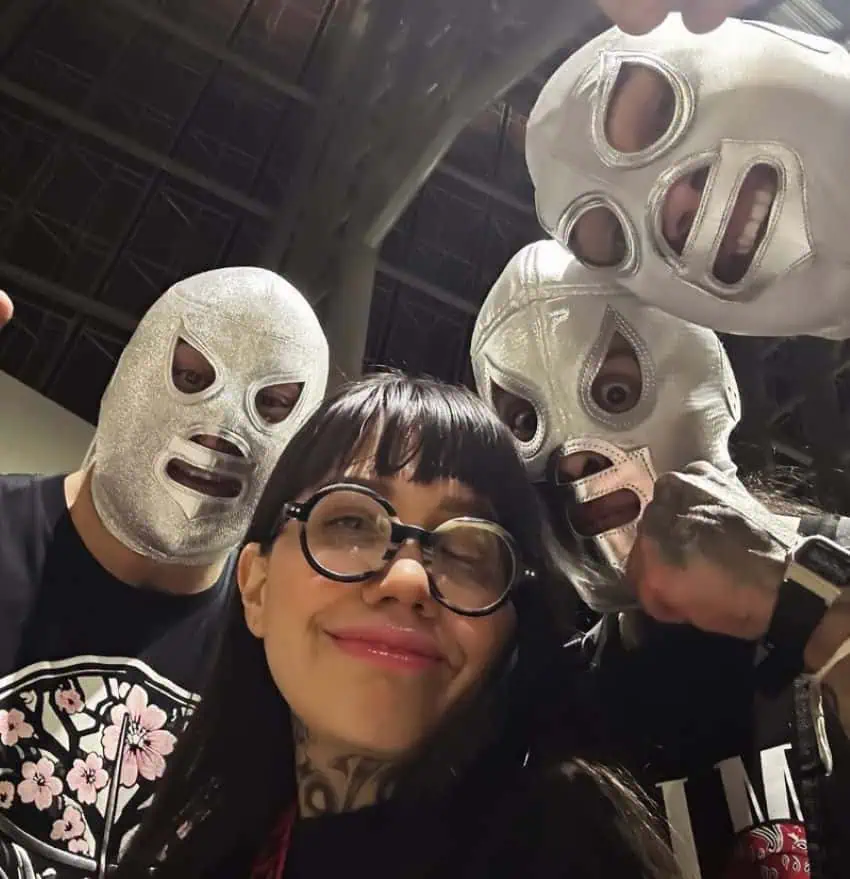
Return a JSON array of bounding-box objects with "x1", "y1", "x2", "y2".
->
[
  {"x1": 362, "y1": 0, "x2": 600, "y2": 246},
  {"x1": 103, "y1": 0, "x2": 532, "y2": 218},
  {"x1": 0, "y1": 0, "x2": 50, "y2": 60},
  {"x1": 0, "y1": 260, "x2": 138, "y2": 332},
  {"x1": 376, "y1": 262, "x2": 477, "y2": 315},
  {"x1": 104, "y1": 0, "x2": 314, "y2": 105},
  {"x1": 0, "y1": 76, "x2": 277, "y2": 220},
  {"x1": 0, "y1": 75, "x2": 469, "y2": 326},
  {"x1": 436, "y1": 163, "x2": 534, "y2": 216}
]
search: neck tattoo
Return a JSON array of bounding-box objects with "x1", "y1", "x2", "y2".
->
[{"x1": 292, "y1": 718, "x2": 394, "y2": 817}]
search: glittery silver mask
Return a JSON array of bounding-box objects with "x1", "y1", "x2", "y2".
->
[
  {"x1": 90, "y1": 267, "x2": 329, "y2": 564},
  {"x1": 526, "y1": 16, "x2": 850, "y2": 339},
  {"x1": 471, "y1": 241, "x2": 740, "y2": 610}
]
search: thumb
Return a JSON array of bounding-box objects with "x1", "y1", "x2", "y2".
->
[{"x1": 0, "y1": 291, "x2": 13, "y2": 330}]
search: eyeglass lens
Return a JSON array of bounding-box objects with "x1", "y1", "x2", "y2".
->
[{"x1": 303, "y1": 489, "x2": 514, "y2": 611}]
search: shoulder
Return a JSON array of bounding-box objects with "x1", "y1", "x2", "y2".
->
[
  {"x1": 473, "y1": 759, "x2": 676, "y2": 878},
  {"x1": 0, "y1": 472, "x2": 65, "y2": 544},
  {"x1": 0, "y1": 472, "x2": 63, "y2": 512}
]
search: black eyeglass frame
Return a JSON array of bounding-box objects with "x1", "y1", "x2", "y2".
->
[{"x1": 277, "y1": 482, "x2": 537, "y2": 618}]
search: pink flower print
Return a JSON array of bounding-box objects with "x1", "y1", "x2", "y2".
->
[
  {"x1": 50, "y1": 805, "x2": 85, "y2": 842},
  {"x1": 66, "y1": 753, "x2": 109, "y2": 805},
  {"x1": 69, "y1": 838, "x2": 90, "y2": 855},
  {"x1": 55, "y1": 685, "x2": 83, "y2": 715},
  {"x1": 102, "y1": 685, "x2": 177, "y2": 788},
  {"x1": 18, "y1": 758, "x2": 63, "y2": 810},
  {"x1": 0, "y1": 781, "x2": 14, "y2": 809},
  {"x1": 0, "y1": 708, "x2": 34, "y2": 747}
]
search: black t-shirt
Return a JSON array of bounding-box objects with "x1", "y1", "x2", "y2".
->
[
  {"x1": 0, "y1": 474, "x2": 232, "y2": 878},
  {"x1": 560, "y1": 515, "x2": 850, "y2": 879}
]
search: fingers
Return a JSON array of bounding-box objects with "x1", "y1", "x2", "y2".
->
[
  {"x1": 0, "y1": 290, "x2": 12, "y2": 330},
  {"x1": 596, "y1": 0, "x2": 670, "y2": 34},
  {"x1": 680, "y1": 0, "x2": 756, "y2": 33},
  {"x1": 596, "y1": 0, "x2": 755, "y2": 35},
  {"x1": 626, "y1": 534, "x2": 686, "y2": 623}
]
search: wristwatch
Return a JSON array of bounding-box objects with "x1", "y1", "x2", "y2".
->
[{"x1": 764, "y1": 534, "x2": 850, "y2": 664}]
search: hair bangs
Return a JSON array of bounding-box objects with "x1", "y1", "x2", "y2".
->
[{"x1": 247, "y1": 372, "x2": 541, "y2": 554}]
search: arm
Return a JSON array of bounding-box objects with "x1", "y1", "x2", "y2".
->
[
  {"x1": 804, "y1": 598, "x2": 850, "y2": 735},
  {"x1": 629, "y1": 462, "x2": 850, "y2": 738}
]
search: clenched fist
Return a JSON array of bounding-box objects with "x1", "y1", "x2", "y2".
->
[{"x1": 595, "y1": 0, "x2": 757, "y2": 34}]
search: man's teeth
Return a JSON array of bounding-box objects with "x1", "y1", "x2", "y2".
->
[
  {"x1": 178, "y1": 463, "x2": 221, "y2": 484},
  {"x1": 735, "y1": 186, "x2": 773, "y2": 255}
]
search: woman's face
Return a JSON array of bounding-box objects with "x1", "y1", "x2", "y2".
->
[{"x1": 237, "y1": 466, "x2": 517, "y2": 758}]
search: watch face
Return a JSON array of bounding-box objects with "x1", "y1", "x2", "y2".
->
[{"x1": 796, "y1": 537, "x2": 850, "y2": 587}]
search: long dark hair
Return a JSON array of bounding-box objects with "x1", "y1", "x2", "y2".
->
[{"x1": 117, "y1": 372, "x2": 676, "y2": 879}]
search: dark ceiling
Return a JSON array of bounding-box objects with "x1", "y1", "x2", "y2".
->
[{"x1": 2, "y1": 0, "x2": 850, "y2": 504}]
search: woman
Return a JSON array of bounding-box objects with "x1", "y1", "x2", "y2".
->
[{"x1": 116, "y1": 372, "x2": 677, "y2": 879}]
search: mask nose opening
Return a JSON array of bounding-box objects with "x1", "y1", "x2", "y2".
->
[
  {"x1": 165, "y1": 434, "x2": 245, "y2": 500},
  {"x1": 660, "y1": 164, "x2": 710, "y2": 255},
  {"x1": 190, "y1": 434, "x2": 244, "y2": 458}
]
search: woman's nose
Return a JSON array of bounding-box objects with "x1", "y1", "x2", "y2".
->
[
  {"x1": 360, "y1": 545, "x2": 437, "y2": 615},
  {"x1": 662, "y1": 175, "x2": 705, "y2": 251},
  {"x1": 555, "y1": 451, "x2": 610, "y2": 483}
]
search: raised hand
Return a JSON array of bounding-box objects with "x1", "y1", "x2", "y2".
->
[
  {"x1": 625, "y1": 461, "x2": 796, "y2": 640},
  {"x1": 595, "y1": 0, "x2": 757, "y2": 34}
]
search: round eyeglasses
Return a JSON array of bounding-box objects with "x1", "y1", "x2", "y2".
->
[{"x1": 278, "y1": 483, "x2": 535, "y2": 617}]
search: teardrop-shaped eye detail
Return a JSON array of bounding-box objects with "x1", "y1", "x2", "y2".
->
[
  {"x1": 172, "y1": 337, "x2": 216, "y2": 395},
  {"x1": 255, "y1": 382, "x2": 303, "y2": 424},
  {"x1": 604, "y1": 63, "x2": 676, "y2": 154},
  {"x1": 491, "y1": 383, "x2": 538, "y2": 443},
  {"x1": 590, "y1": 332, "x2": 642, "y2": 415}
]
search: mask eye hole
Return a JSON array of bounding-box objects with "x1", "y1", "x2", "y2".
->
[
  {"x1": 605, "y1": 63, "x2": 676, "y2": 154},
  {"x1": 492, "y1": 383, "x2": 538, "y2": 443},
  {"x1": 569, "y1": 205, "x2": 627, "y2": 269},
  {"x1": 172, "y1": 338, "x2": 216, "y2": 395},
  {"x1": 590, "y1": 332, "x2": 642, "y2": 414},
  {"x1": 255, "y1": 383, "x2": 303, "y2": 424}
]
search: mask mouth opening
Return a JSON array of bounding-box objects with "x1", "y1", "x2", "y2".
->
[
  {"x1": 569, "y1": 489, "x2": 641, "y2": 537},
  {"x1": 539, "y1": 453, "x2": 641, "y2": 544},
  {"x1": 662, "y1": 162, "x2": 778, "y2": 285},
  {"x1": 165, "y1": 434, "x2": 245, "y2": 500},
  {"x1": 712, "y1": 164, "x2": 777, "y2": 285}
]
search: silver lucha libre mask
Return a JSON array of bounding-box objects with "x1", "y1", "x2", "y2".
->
[
  {"x1": 90, "y1": 266, "x2": 329, "y2": 564},
  {"x1": 526, "y1": 15, "x2": 850, "y2": 340},
  {"x1": 471, "y1": 240, "x2": 741, "y2": 612}
]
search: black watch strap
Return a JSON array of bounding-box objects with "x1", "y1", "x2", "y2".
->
[{"x1": 764, "y1": 576, "x2": 831, "y2": 669}]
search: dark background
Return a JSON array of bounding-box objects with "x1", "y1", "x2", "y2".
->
[{"x1": 1, "y1": 0, "x2": 850, "y2": 503}]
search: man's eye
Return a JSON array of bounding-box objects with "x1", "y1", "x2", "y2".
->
[
  {"x1": 171, "y1": 338, "x2": 215, "y2": 394},
  {"x1": 569, "y1": 206, "x2": 627, "y2": 268},
  {"x1": 592, "y1": 376, "x2": 640, "y2": 413},
  {"x1": 492, "y1": 383, "x2": 538, "y2": 443},
  {"x1": 256, "y1": 383, "x2": 303, "y2": 424},
  {"x1": 509, "y1": 406, "x2": 538, "y2": 442}
]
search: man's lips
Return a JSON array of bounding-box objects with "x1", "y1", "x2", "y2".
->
[{"x1": 326, "y1": 626, "x2": 444, "y2": 671}]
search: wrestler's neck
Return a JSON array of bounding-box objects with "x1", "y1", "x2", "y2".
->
[{"x1": 64, "y1": 470, "x2": 226, "y2": 595}]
